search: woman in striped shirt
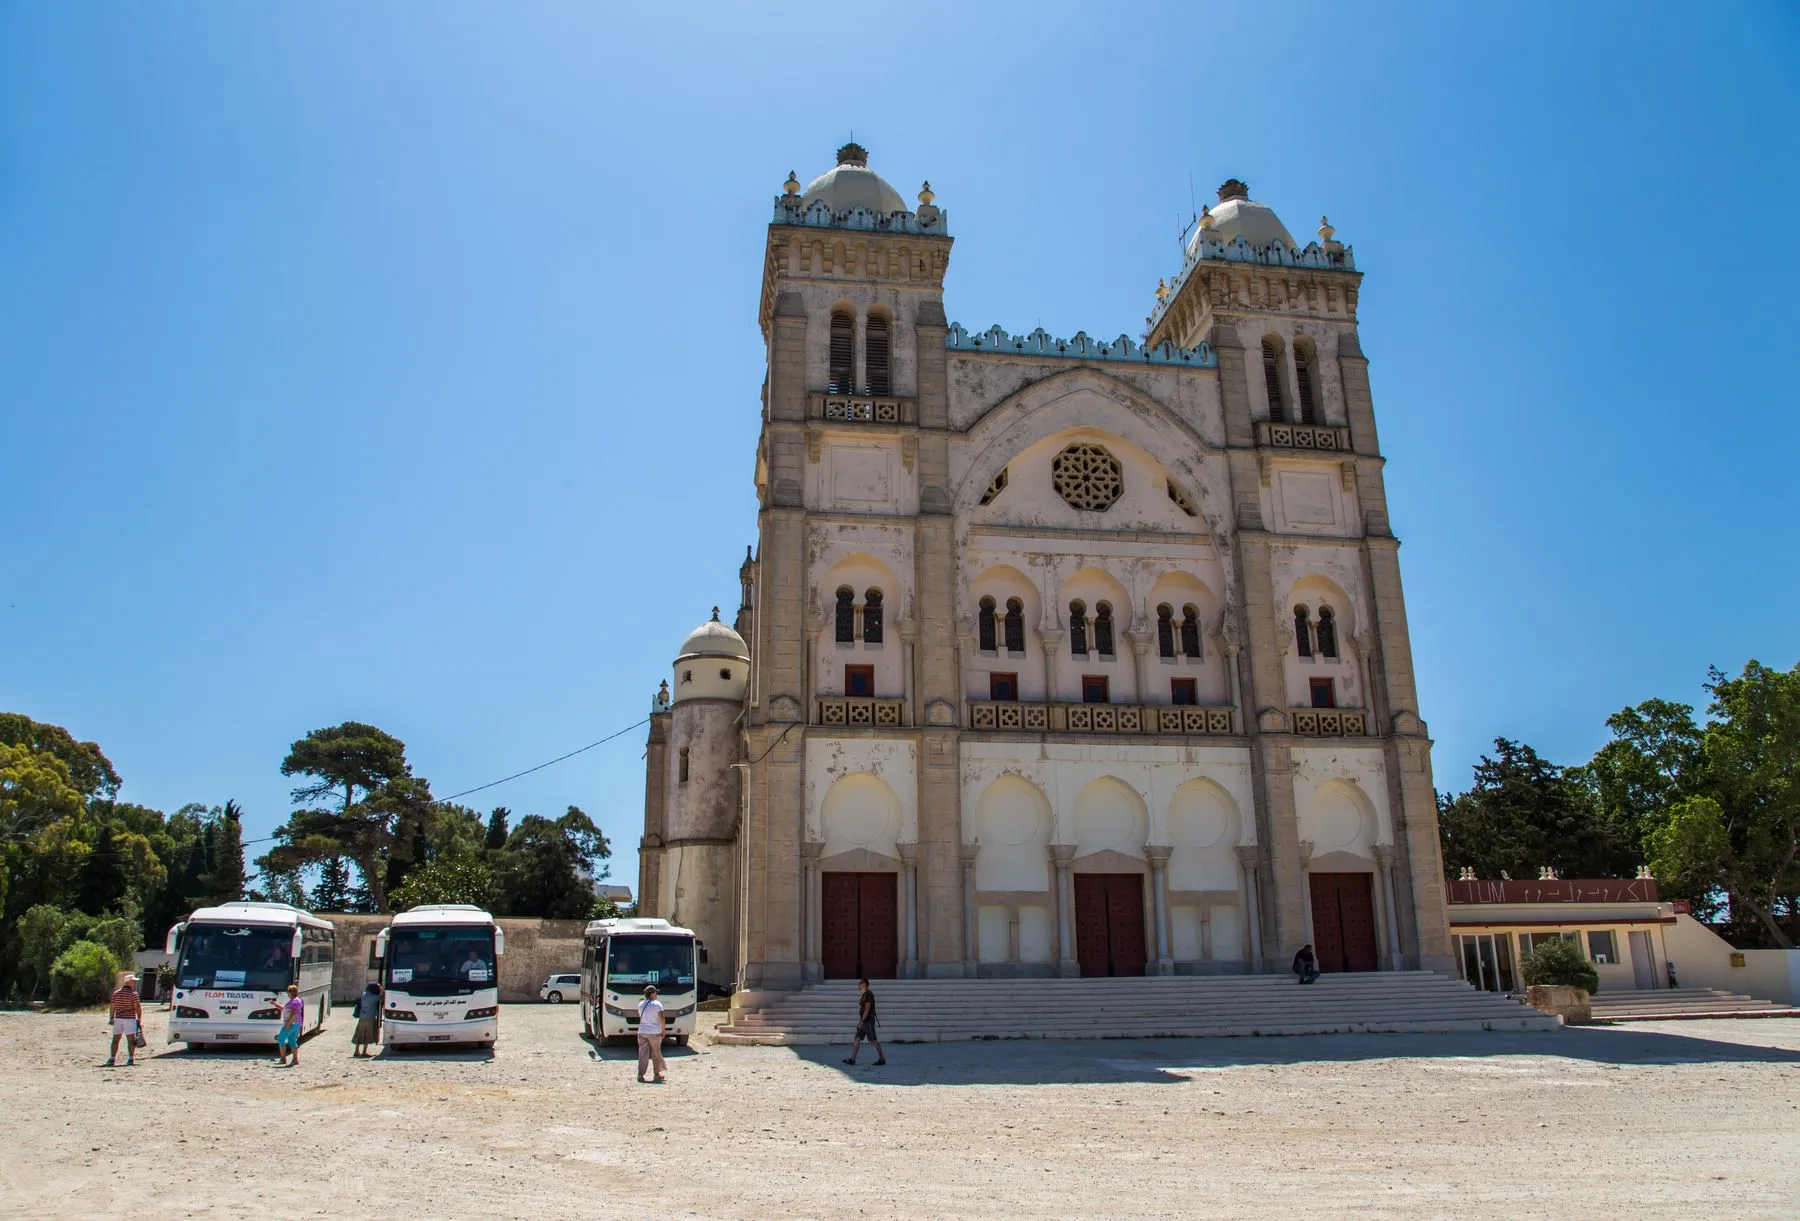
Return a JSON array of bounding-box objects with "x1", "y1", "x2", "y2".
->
[{"x1": 105, "y1": 974, "x2": 143, "y2": 1067}]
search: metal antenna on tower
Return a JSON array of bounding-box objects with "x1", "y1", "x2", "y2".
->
[{"x1": 1177, "y1": 170, "x2": 1200, "y2": 248}]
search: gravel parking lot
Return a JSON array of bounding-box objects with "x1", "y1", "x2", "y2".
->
[{"x1": 2, "y1": 1003, "x2": 1796, "y2": 1219}]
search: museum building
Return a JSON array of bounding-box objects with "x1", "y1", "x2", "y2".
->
[{"x1": 636, "y1": 144, "x2": 1455, "y2": 998}]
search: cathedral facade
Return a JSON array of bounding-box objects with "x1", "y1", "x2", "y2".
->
[{"x1": 638, "y1": 145, "x2": 1454, "y2": 998}]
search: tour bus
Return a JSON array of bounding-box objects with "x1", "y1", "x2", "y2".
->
[
  {"x1": 165, "y1": 902, "x2": 335, "y2": 1047},
  {"x1": 579, "y1": 917, "x2": 700, "y2": 1045},
  {"x1": 373, "y1": 904, "x2": 504, "y2": 1047}
]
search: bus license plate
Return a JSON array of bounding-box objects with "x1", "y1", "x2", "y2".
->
[
  {"x1": 214, "y1": 1034, "x2": 238, "y2": 1040},
  {"x1": 429, "y1": 1035, "x2": 451, "y2": 1042}
]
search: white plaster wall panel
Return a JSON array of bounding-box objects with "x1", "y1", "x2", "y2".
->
[
  {"x1": 1070, "y1": 776, "x2": 1149, "y2": 860},
  {"x1": 1170, "y1": 905, "x2": 1203, "y2": 960},
  {"x1": 977, "y1": 906, "x2": 1010, "y2": 963},
  {"x1": 1272, "y1": 467, "x2": 1348, "y2": 536},
  {"x1": 818, "y1": 771, "x2": 903, "y2": 861},
  {"x1": 1166, "y1": 777, "x2": 1243, "y2": 891},
  {"x1": 1210, "y1": 905, "x2": 1245, "y2": 960},
  {"x1": 970, "y1": 775, "x2": 1052, "y2": 892},
  {"x1": 1018, "y1": 905, "x2": 1053, "y2": 963},
  {"x1": 804, "y1": 737, "x2": 920, "y2": 847},
  {"x1": 1291, "y1": 745, "x2": 1393, "y2": 848}
]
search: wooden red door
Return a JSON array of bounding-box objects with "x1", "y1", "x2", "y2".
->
[
  {"x1": 1309, "y1": 872, "x2": 1379, "y2": 973},
  {"x1": 821, "y1": 872, "x2": 898, "y2": 980},
  {"x1": 1073, "y1": 874, "x2": 1146, "y2": 977}
]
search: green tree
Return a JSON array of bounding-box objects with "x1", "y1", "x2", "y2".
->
[
  {"x1": 75, "y1": 824, "x2": 129, "y2": 915},
  {"x1": 491, "y1": 806, "x2": 612, "y2": 919},
  {"x1": 205, "y1": 800, "x2": 247, "y2": 904},
  {"x1": 49, "y1": 940, "x2": 121, "y2": 1006},
  {"x1": 17, "y1": 904, "x2": 70, "y2": 999},
  {"x1": 0, "y1": 713, "x2": 121, "y2": 802},
  {"x1": 390, "y1": 855, "x2": 496, "y2": 911},
  {"x1": 81, "y1": 914, "x2": 142, "y2": 968},
  {"x1": 1520, "y1": 936, "x2": 1599, "y2": 994},
  {"x1": 1438, "y1": 739, "x2": 1636, "y2": 881},
  {"x1": 309, "y1": 856, "x2": 354, "y2": 912},
  {"x1": 483, "y1": 807, "x2": 511, "y2": 853},
  {"x1": 260, "y1": 722, "x2": 430, "y2": 913}
]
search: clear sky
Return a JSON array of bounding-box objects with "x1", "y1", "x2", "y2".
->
[{"x1": 4, "y1": 3, "x2": 1796, "y2": 892}]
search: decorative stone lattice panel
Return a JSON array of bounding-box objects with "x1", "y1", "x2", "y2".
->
[
  {"x1": 1050, "y1": 443, "x2": 1123, "y2": 512},
  {"x1": 1289, "y1": 708, "x2": 1367, "y2": 737}
]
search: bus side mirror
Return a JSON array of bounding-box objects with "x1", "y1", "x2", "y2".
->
[
  {"x1": 493, "y1": 928, "x2": 506, "y2": 957},
  {"x1": 165, "y1": 922, "x2": 184, "y2": 956},
  {"x1": 373, "y1": 930, "x2": 388, "y2": 963},
  {"x1": 291, "y1": 930, "x2": 305, "y2": 958},
  {"x1": 698, "y1": 941, "x2": 709, "y2": 964}
]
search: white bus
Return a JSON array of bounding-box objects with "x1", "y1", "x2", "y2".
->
[
  {"x1": 165, "y1": 902, "x2": 335, "y2": 1047},
  {"x1": 373, "y1": 904, "x2": 504, "y2": 1048},
  {"x1": 579, "y1": 917, "x2": 699, "y2": 1045}
]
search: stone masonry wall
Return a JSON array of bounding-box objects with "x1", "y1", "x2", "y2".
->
[{"x1": 321, "y1": 915, "x2": 586, "y2": 1004}]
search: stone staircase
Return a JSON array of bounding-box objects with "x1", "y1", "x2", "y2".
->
[
  {"x1": 1586, "y1": 987, "x2": 1797, "y2": 1022},
  {"x1": 715, "y1": 971, "x2": 1560, "y2": 1045}
]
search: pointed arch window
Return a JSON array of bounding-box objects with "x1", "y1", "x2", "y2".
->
[
  {"x1": 862, "y1": 588, "x2": 884, "y2": 644},
  {"x1": 1003, "y1": 598, "x2": 1025, "y2": 652},
  {"x1": 1181, "y1": 605, "x2": 1202, "y2": 659},
  {"x1": 865, "y1": 313, "x2": 891, "y2": 395},
  {"x1": 1156, "y1": 604, "x2": 1175, "y2": 658},
  {"x1": 1316, "y1": 605, "x2": 1338, "y2": 659},
  {"x1": 1261, "y1": 336, "x2": 1286, "y2": 422},
  {"x1": 1094, "y1": 601, "x2": 1115, "y2": 657},
  {"x1": 1293, "y1": 606, "x2": 1314, "y2": 658},
  {"x1": 1294, "y1": 339, "x2": 1318, "y2": 426},
  {"x1": 1069, "y1": 601, "x2": 1088, "y2": 656},
  {"x1": 835, "y1": 586, "x2": 855, "y2": 643},
  {"x1": 828, "y1": 310, "x2": 854, "y2": 394},
  {"x1": 977, "y1": 596, "x2": 997, "y2": 652}
]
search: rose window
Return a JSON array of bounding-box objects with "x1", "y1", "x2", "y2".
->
[{"x1": 1050, "y1": 443, "x2": 1123, "y2": 511}]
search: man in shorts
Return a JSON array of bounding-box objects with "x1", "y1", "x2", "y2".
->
[
  {"x1": 842, "y1": 977, "x2": 885, "y2": 1067},
  {"x1": 105, "y1": 973, "x2": 143, "y2": 1067}
]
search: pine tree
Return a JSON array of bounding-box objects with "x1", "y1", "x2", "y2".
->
[
  {"x1": 75, "y1": 825, "x2": 129, "y2": 915},
  {"x1": 483, "y1": 807, "x2": 511, "y2": 854},
  {"x1": 310, "y1": 856, "x2": 353, "y2": 912},
  {"x1": 205, "y1": 801, "x2": 248, "y2": 904}
]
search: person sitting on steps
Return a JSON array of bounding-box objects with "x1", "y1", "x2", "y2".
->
[{"x1": 1293, "y1": 944, "x2": 1321, "y2": 985}]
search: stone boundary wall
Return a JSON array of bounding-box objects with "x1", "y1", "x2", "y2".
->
[{"x1": 319, "y1": 914, "x2": 585, "y2": 1004}]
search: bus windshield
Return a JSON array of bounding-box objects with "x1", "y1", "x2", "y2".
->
[
  {"x1": 177, "y1": 923, "x2": 293, "y2": 991},
  {"x1": 605, "y1": 935, "x2": 695, "y2": 995},
  {"x1": 387, "y1": 926, "x2": 496, "y2": 996}
]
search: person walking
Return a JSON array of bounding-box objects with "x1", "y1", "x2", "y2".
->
[
  {"x1": 1292, "y1": 944, "x2": 1321, "y2": 985},
  {"x1": 351, "y1": 982, "x2": 383, "y2": 1058},
  {"x1": 636, "y1": 985, "x2": 666, "y2": 1084},
  {"x1": 105, "y1": 973, "x2": 144, "y2": 1067},
  {"x1": 274, "y1": 983, "x2": 305, "y2": 1066},
  {"x1": 842, "y1": 977, "x2": 885, "y2": 1066}
]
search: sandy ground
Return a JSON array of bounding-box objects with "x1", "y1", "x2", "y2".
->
[{"x1": 1, "y1": 1004, "x2": 1797, "y2": 1220}]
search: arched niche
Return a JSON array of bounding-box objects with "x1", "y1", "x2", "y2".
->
[
  {"x1": 970, "y1": 775, "x2": 1052, "y2": 892},
  {"x1": 1166, "y1": 778, "x2": 1242, "y2": 891},
  {"x1": 1071, "y1": 776, "x2": 1149, "y2": 861},
  {"x1": 1298, "y1": 779, "x2": 1379, "y2": 862},
  {"x1": 820, "y1": 772, "x2": 902, "y2": 861}
]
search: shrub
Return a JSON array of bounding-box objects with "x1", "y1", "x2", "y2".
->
[
  {"x1": 49, "y1": 941, "x2": 122, "y2": 1007},
  {"x1": 1521, "y1": 937, "x2": 1599, "y2": 995}
]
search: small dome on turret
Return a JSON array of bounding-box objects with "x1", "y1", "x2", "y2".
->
[
  {"x1": 677, "y1": 609, "x2": 750, "y2": 662},
  {"x1": 801, "y1": 143, "x2": 907, "y2": 214},
  {"x1": 1187, "y1": 178, "x2": 1296, "y2": 253}
]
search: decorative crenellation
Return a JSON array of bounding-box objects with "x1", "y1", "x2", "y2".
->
[
  {"x1": 773, "y1": 196, "x2": 949, "y2": 236},
  {"x1": 970, "y1": 701, "x2": 1233, "y2": 736},
  {"x1": 1146, "y1": 233, "x2": 1356, "y2": 332},
  {"x1": 945, "y1": 323, "x2": 1215, "y2": 367}
]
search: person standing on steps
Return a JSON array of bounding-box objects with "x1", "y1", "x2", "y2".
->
[
  {"x1": 1293, "y1": 944, "x2": 1321, "y2": 985},
  {"x1": 843, "y1": 978, "x2": 885, "y2": 1067},
  {"x1": 636, "y1": 985, "x2": 666, "y2": 1084},
  {"x1": 105, "y1": 973, "x2": 143, "y2": 1067}
]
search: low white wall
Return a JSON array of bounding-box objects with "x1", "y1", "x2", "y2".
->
[{"x1": 1661, "y1": 915, "x2": 1799, "y2": 1005}]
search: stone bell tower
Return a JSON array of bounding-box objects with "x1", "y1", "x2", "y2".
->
[{"x1": 737, "y1": 144, "x2": 959, "y2": 991}]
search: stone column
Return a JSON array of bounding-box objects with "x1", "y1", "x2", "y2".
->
[
  {"x1": 1221, "y1": 638, "x2": 1243, "y2": 733},
  {"x1": 1049, "y1": 843, "x2": 1078, "y2": 977},
  {"x1": 1145, "y1": 845, "x2": 1174, "y2": 975},
  {"x1": 896, "y1": 841, "x2": 920, "y2": 978},
  {"x1": 1236, "y1": 845, "x2": 1263, "y2": 973},
  {"x1": 1371, "y1": 844, "x2": 1402, "y2": 968},
  {"x1": 898, "y1": 619, "x2": 918, "y2": 727},
  {"x1": 800, "y1": 840, "x2": 824, "y2": 982},
  {"x1": 960, "y1": 841, "x2": 981, "y2": 977},
  {"x1": 1037, "y1": 629, "x2": 1064, "y2": 702},
  {"x1": 1126, "y1": 632, "x2": 1151, "y2": 705}
]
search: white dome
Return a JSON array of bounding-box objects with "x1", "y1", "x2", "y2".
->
[
  {"x1": 677, "y1": 613, "x2": 749, "y2": 662},
  {"x1": 1188, "y1": 179, "x2": 1297, "y2": 253},
  {"x1": 801, "y1": 143, "x2": 906, "y2": 214}
]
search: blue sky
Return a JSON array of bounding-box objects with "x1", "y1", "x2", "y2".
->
[{"x1": 4, "y1": 3, "x2": 1796, "y2": 891}]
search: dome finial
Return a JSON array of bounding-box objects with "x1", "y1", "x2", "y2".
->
[
  {"x1": 1155, "y1": 277, "x2": 1170, "y2": 302},
  {"x1": 1317, "y1": 215, "x2": 1335, "y2": 242},
  {"x1": 711, "y1": 606, "x2": 720, "y2": 621},
  {"x1": 836, "y1": 141, "x2": 869, "y2": 168},
  {"x1": 783, "y1": 171, "x2": 800, "y2": 196},
  {"x1": 918, "y1": 180, "x2": 935, "y2": 207},
  {"x1": 1198, "y1": 204, "x2": 1215, "y2": 231},
  {"x1": 1217, "y1": 178, "x2": 1249, "y2": 203}
]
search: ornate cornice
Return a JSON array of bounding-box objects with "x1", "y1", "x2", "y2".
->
[{"x1": 945, "y1": 323, "x2": 1215, "y2": 368}]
